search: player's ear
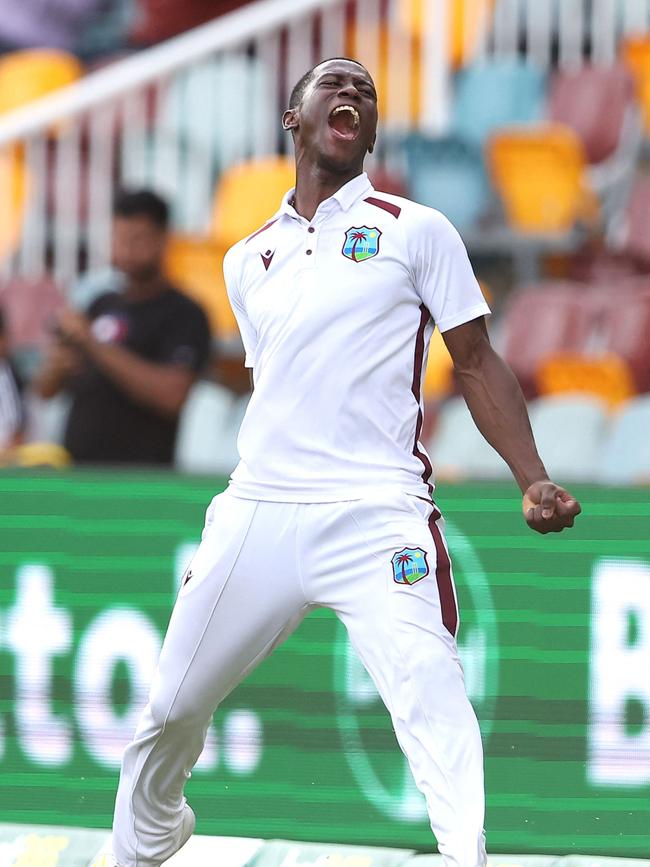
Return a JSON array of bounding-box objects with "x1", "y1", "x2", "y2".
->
[
  {"x1": 282, "y1": 109, "x2": 298, "y2": 131},
  {"x1": 368, "y1": 134, "x2": 376, "y2": 154}
]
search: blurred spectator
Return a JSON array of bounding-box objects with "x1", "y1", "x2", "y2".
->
[
  {"x1": 0, "y1": 307, "x2": 25, "y2": 452},
  {"x1": 33, "y1": 189, "x2": 211, "y2": 466},
  {"x1": 130, "y1": 0, "x2": 248, "y2": 46},
  {"x1": 0, "y1": 0, "x2": 107, "y2": 54}
]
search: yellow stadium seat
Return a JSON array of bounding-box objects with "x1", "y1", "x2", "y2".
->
[
  {"x1": 0, "y1": 49, "x2": 83, "y2": 115},
  {"x1": 487, "y1": 124, "x2": 599, "y2": 233},
  {"x1": 536, "y1": 352, "x2": 635, "y2": 410},
  {"x1": 423, "y1": 328, "x2": 454, "y2": 401},
  {"x1": 211, "y1": 157, "x2": 295, "y2": 250},
  {"x1": 397, "y1": 0, "x2": 495, "y2": 68},
  {"x1": 0, "y1": 147, "x2": 30, "y2": 262},
  {"x1": 622, "y1": 36, "x2": 650, "y2": 132},
  {"x1": 165, "y1": 234, "x2": 238, "y2": 339},
  {"x1": 0, "y1": 442, "x2": 72, "y2": 468},
  {"x1": 422, "y1": 282, "x2": 492, "y2": 401}
]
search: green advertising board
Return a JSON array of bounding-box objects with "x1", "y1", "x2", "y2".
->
[{"x1": 0, "y1": 472, "x2": 648, "y2": 856}]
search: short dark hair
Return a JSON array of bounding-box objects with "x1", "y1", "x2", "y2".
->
[
  {"x1": 113, "y1": 188, "x2": 170, "y2": 230},
  {"x1": 289, "y1": 57, "x2": 370, "y2": 110}
]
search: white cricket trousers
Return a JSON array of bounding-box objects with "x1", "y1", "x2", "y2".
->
[{"x1": 113, "y1": 490, "x2": 487, "y2": 867}]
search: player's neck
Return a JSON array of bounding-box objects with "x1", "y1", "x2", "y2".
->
[{"x1": 292, "y1": 163, "x2": 364, "y2": 222}]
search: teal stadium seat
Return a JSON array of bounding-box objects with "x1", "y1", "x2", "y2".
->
[
  {"x1": 452, "y1": 58, "x2": 547, "y2": 149},
  {"x1": 403, "y1": 135, "x2": 491, "y2": 232},
  {"x1": 403, "y1": 59, "x2": 546, "y2": 232},
  {"x1": 598, "y1": 395, "x2": 650, "y2": 485},
  {"x1": 427, "y1": 395, "x2": 510, "y2": 480},
  {"x1": 528, "y1": 394, "x2": 609, "y2": 482},
  {"x1": 175, "y1": 381, "x2": 249, "y2": 476}
]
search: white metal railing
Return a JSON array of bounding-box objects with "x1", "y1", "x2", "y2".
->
[{"x1": 0, "y1": 0, "x2": 650, "y2": 287}]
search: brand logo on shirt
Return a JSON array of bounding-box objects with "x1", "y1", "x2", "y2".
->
[
  {"x1": 91, "y1": 314, "x2": 129, "y2": 344},
  {"x1": 260, "y1": 249, "x2": 275, "y2": 271},
  {"x1": 391, "y1": 547, "x2": 429, "y2": 585},
  {"x1": 342, "y1": 226, "x2": 382, "y2": 263}
]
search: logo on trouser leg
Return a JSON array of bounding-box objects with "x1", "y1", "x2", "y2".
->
[{"x1": 391, "y1": 547, "x2": 429, "y2": 584}]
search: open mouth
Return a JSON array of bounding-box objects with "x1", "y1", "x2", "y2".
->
[{"x1": 328, "y1": 104, "x2": 361, "y2": 141}]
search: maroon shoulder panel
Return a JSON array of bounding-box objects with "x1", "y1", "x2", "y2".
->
[
  {"x1": 245, "y1": 218, "x2": 279, "y2": 244},
  {"x1": 364, "y1": 196, "x2": 402, "y2": 219}
]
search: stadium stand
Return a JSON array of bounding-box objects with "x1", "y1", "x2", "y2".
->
[
  {"x1": 0, "y1": 49, "x2": 84, "y2": 114},
  {"x1": 175, "y1": 380, "x2": 248, "y2": 474},
  {"x1": 498, "y1": 281, "x2": 593, "y2": 398},
  {"x1": 0, "y1": 0, "x2": 647, "y2": 484},
  {"x1": 598, "y1": 393, "x2": 650, "y2": 484},
  {"x1": 527, "y1": 394, "x2": 609, "y2": 482}
]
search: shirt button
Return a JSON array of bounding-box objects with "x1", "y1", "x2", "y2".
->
[
  {"x1": 306, "y1": 249, "x2": 313, "y2": 255},
  {"x1": 308, "y1": 226, "x2": 315, "y2": 233}
]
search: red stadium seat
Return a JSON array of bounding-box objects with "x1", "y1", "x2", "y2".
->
[
  {"x1": 500, "y1": 281, "x2": 593, "y2": 397},
  {"x1": 548, "y1": 63, "x2": 635, "y2": 165},
  {"x1": 0, "y1": 277, "x2": 65, "y2": 349},
  {"x1": 589, "y1": 279, "x2": 650, "y2": 393}
]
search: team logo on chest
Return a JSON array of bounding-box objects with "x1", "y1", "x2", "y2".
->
[
  {"x1": 342, "y1": 226, "x2": 382, "y2": 262},
  {"x1": 391, "y1": 547, "x2": 429, "y2": 585}
]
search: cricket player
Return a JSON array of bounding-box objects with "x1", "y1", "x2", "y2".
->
[{"x1": 105, "y1": 58, "x2": 581, "y2": 867}]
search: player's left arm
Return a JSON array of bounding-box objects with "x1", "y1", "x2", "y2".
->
[{"x1": 442, "y1": 316, "x2": 581, "y2": 534}]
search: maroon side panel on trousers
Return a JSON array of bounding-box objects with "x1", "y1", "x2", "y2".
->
[
  {"x1": 428, "y1": 509, "x2": 458, "y2": 637},
  {"x1": 411, "y1": 304, "x2": 434, "y2": 496}
]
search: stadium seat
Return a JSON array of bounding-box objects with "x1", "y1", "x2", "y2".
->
[
  {"x1": 175, "y1": 380, "x2": 240, "y2": 475},
  {"x1": 548, "y1": 63, "x2": 642, "y2": 230},
  {"x1": 451, "y1": 59, "x2": 546, "y2": 149},
  {"x1": 548, "y1": 64, "x2": 634, "y2": 165},
  {"x1": 0, "y1": 277, "x2": 65, "y2": 362},
  {"x1": 211, "y1": 157, "x2": 295, "y2": 250},
  {"x1": 423, "y1": 328, "x2": 455, "y2": 402},
  {"x1": 0, "y1": 148, "x2": 30, "y2": 262},
  {"x1": 598, "y1": 394, "x2": 650, "y2": 484},
  {"x1": 403, "y1": 134, "x2": 491, "y2": 231},
  {"x1": 536, "y1": 351, "x2": 635, "y2": 409},
  {"x1": 486, "y1": 124, "x2": 598, "y2": 233},
  {"x1": 164, "y1": 234, "x2": 238, "y2": 340},
  {"x1": 0, "y1": 49, "x2": 83, "y2": 115},
  {"x1": 608, "y1": 173, "x2": 650, "y2": 267},
  {"x1": 528, "y1": 394, "x2": 609, "y2": 482},
  {"x1": 426, "y1": 395, "x2": 510, "y2": 480},
  {"x1": 589, "y1": 280, "x2": 650, "y2": 394},
  {"x1": 499, "y1": 281, "x2": 593, "y2": 397},
  {"x1": 622, "y1": 35, "x2": 650, "y2": 132}
]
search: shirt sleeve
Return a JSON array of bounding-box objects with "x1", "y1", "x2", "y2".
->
[
  {"x1": 159, "y1": 300, "x2": 211, "y2": 372},
  {"x1": 223, "y1": 245, "x2": 258, "y2": 368},
  {"x1": 408, "y1": 209, "x2": 490, "y2": 333}
]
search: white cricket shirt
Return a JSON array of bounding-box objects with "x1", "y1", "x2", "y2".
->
[{"x1": 223, "y1": 172, "x2": 490, "y2": 502}]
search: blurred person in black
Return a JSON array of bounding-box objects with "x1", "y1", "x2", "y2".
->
[
  {"x1": 0, "y1": 307, "x2": 25, "y2": 453},
  {"x1": 34, "y1": 189, "x2": 211, "y2": 465}
]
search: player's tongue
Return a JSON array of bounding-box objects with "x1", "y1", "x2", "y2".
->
[{"x1": 328, "y1": 105, "x2": 360, "y2": 141}]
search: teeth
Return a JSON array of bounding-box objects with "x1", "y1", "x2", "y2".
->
[{"x1": 332, "y1": 105, "x2": 360, "y2": 125}]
